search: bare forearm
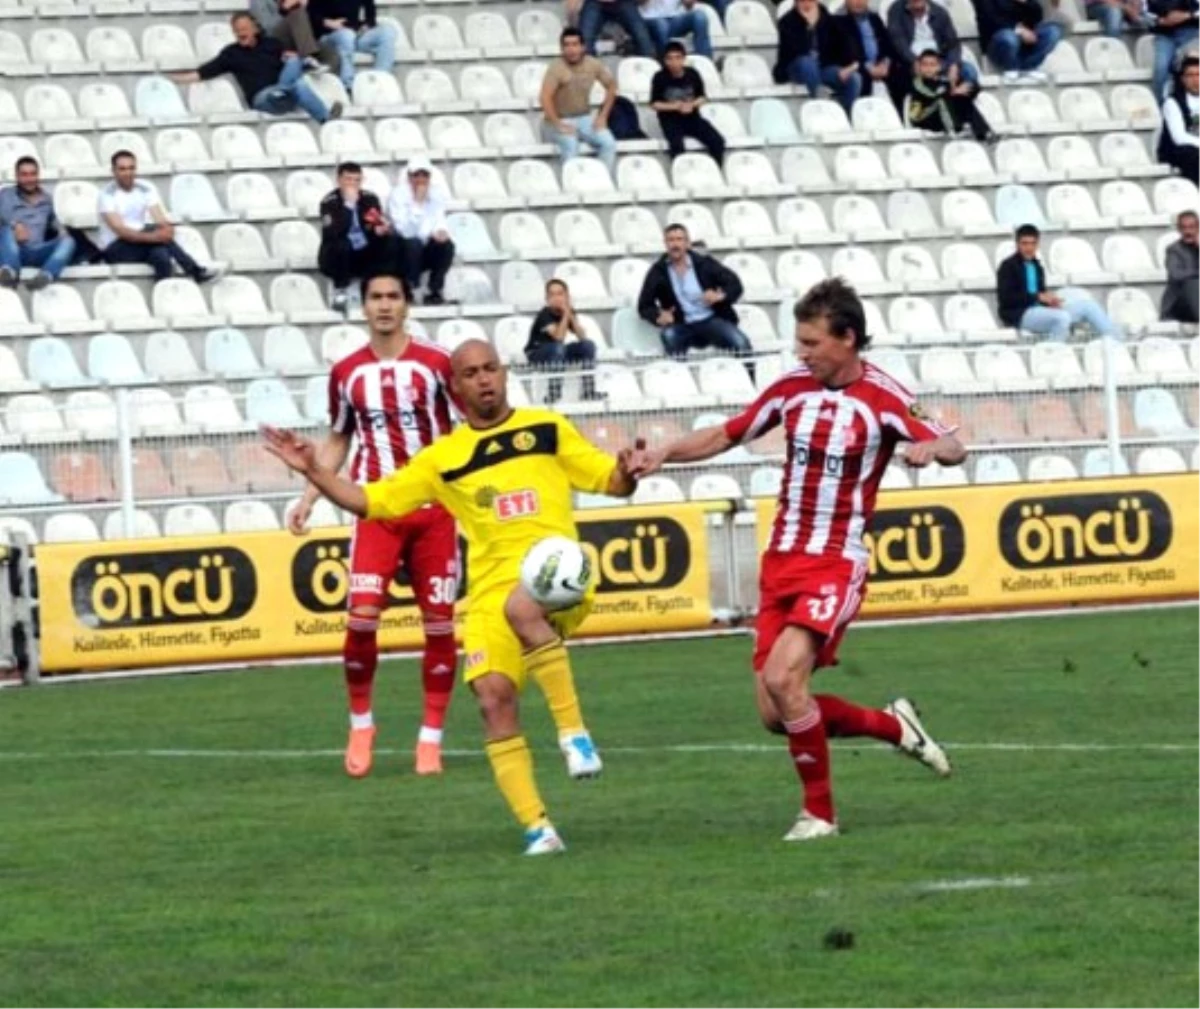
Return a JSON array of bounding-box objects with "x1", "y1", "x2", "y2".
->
[
  {"x1": 305, "y1": 464, "x2": 369, "y2": 516},
  {"x1": 665, "y1": 425, "x2": 733, "y2": 464},
  {"x1": 934, "y1": 434, "x2": 967, "y2": 465},
  {"x1": 301, "y1": 433, "x2": 351, "y2": 504}
]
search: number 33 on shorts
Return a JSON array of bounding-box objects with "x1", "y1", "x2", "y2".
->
[{"x1": 803, "y1": 593, "x2": 839, "y2": 630}]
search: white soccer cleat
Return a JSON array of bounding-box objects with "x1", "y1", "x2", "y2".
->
[
  {"x1": 886, "y1": 697, "x2": 952, "y2": 777},
  {"x1": 783, "y1": 811, "x2": 839, "y2": 842},
  {"x1": 523, "y1": 824, "x2": 566, "y2": 856},
  {"x1": 560, "y1": 732, "x2": 603, "y2": 780}
]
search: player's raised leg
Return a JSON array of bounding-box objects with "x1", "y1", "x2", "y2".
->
[
  {"x1": 758, "y1": 624, "x2": 839, "y2": 841},
  {"x1": 342, "y1": 518, "x2": 406, "y2": 778},
  {"x1": 404, "y1": 509, "x2": 461, "y2": 775},
  {"x1": 505, "y1": 585, "x2": 601, "y2": 779}
]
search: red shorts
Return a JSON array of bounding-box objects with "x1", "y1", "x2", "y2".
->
[
  {"x1": 348, "y1": 505, "x2": 458, "y2": 621},
  {"x1": 752, "y1": 552, "x2": 868, "y2": 673}
]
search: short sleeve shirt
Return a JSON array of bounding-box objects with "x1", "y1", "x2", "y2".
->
[{"x1": 543, "y1": 56, "x2": 613, "y2": 119}]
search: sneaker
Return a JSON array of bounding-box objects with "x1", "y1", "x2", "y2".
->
[
  {"x1": 302, "y1": 56, "x2": 328, "y2": 74},
  {"x1": 414, "y1": 739, "x2": 443, "y2": 776},
  {"x1": 344, "y1": 725, "x2": 376, "y2": 778},
  {"x1": 1002, "y1": 70, "x2": 1022, "y2": 84},
  {"x1": 886, "y1": 697, "x2": 952, "y2": 777},
  {"x1": 25, "y1": 271, "x2": 52, "y2": 291},
  {"x1": 331, "y1": 287, "x2": 349, "y2": 313},
  {"x1": 0, "y1": 266, "x2": 17, "y2": 289},
  {"x1": 328, "y1": 101, "x2": 344, "y2": 121},
  {"x1": 783, "y1": 810, "x2": 839, "y2": 842},
  {"x1": 560, "y1": 732, "x2": 603, "y2": 780},
  {"x1": 523, "y1": 823, "x2": 566, "y2": 856},
  {"x1": 423, "y1": 291, "x2": 445, "y2": 306},
  {"x1": 193, "y1": 265, "x2": 223, "y2": 285},
  {"x1": 1022, "y1": 70, "x2": 1048, "y2": 83}
]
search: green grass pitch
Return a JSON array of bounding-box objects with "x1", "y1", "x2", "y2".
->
[{"x1": 1, "y1": 608, "x2": 1197, "y2": 1007}]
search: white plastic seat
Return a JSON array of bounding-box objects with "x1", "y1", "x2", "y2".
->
[
  {"x1": 413, "y1": 13, "x2": 465, "y2": 51},
  {"x1": 974, "y1": 344, "x2": 1032, "y2": 388},
  {"x1": 1106, "y1": 288, "x2": 1158, "y2": 332},
  {"x1": 721, "y1": 51, "x2": 772, "y2": 89},
  {"x1": 887, "y1": 190, "x2": 939, "y2": 233},
  {"x1": 1136, "y1": 446, "x2": 1187, "y2": 474},
  {"x1": 891, "y1": 298, "x2": 945, "y2": 341},
  {"x1": 44, "y1": 512, "x2": 102, "y2": 543},
  {"x1": 1048, "y1": 236, "x2": 1103, "y2": 275},
  {"x1": 940, "y1": 242, "x2": 993, "y2": 283},
  {"x1": 1082, "y1": 447, "x2": 1130, "y2": 477},
  {"x1": 223, "y1": 500, "x2": 280, "y2": 533},
  {"x1": 93, "y1": 280, "x2": 152, "y2": 327},
  {"x1": 50, "y1": 180, "x2": 99, "y2": 229},
  {"x1": 32, "y1": 285, "x2": 91, "y2": 327},
  {"x1": 444, "y1": 266, "x2": 497, "y2": 306},
  {"x1": 777, "y1": 198, "x2": 832, "y2": 238},
  {"x1": 633, "y1": 476, "x2": 687, "y2": 505},
  {"x1": 701, "y1": 103, "x2": 746, "y2": 140},
  {"x1": 1109, "y1": 83, "x2": 1159, "y2": 126},
  {"x1": 29, "y1": 336, "x2": 87, "y2": 390},
  {"x1": 1083, "y1": 335, "x2": 1139, "y2": 381},
  {"x1": 593, "y1": 363, "x2": 644, "y2": 406},
  {"x1": 128, "y1": 387, "x2": 184, "y2": 432},
  {"x1": 499, "y1": 211, "x2": 555, "y2": 255},
  {"x1": 285, "y1": 170, "x2": 332, "y2": 215},
  {"x1": 615, "y1": 155, "x2": 673, "y2": 198},
  {"x1": 868, "y1": 349, "x2": 920, "y2": 387},
  {"x1": 737, "y1": 304, "x2": 778, "y2": 350},
  {"x1": 1059, "y1": 87, "x2": 1110, "y2": 127},
  {"x1": 945, "y1": 293, "x2": 1001, "y2": 335},
  {"x1": 887, "y1": 245, "x2": 940, "y2": 283},
  {"x1": 453, "y1": 162, "x2": 507, "y2": 203},
  {"x1": 698, "y1": 357, "x2": 756, "y2": 402},
  {"x1": 318, "y1": 119, "x2": 373, "y2": 158},
  {"x1": 673, "y1": 153, "x2": 728, "y2": 195},
  {"x1": 99, "y1": 509, "x2": 159, "y2": 540},
  {"x1": 31, "y1": 27, "x2": 85, "y2": 64},
  {"x1": 375, "y1": 118, "x2": 428, "y2": 155},
  {"x1": 245, "y1": 377, "x2": 301, "y2": 426},
  {"x1": 832, "y1": 196, "x2": 886, "y2": 234},
  {"x1": 1008, "y1": 89, "x2": 1058, "y2": 127},
  {"x1": 780, "y1": 146, "x2": 832, "y2": 187},
  {"x1": 164, "y1": 504, "x2": 221, "y2": 537},
  {"x1": 725, "y1": 252, "x2": 774, "y2": 295},
  {"x1": 205, "y1": 326, "x2": 261, "y2": 375},
  {"x1": 1099, "y1": 181, "x2": 1154, "y2": 221},
  {"x1": 211, "y1": 276, "x2": 270, "y2": 320},
  {"x1": 690, "y1": 473, "x2": 744, "y2": 502},
  {"x1": 611, "y1": 308, "x2": 662, "y2": 357},
  {"x1": 1027, "y1": 454, "x2": 1079, "y2": 481},
  {"x1": 1134, "y1": 387, "x2": 1188, "y2": 434},
  {"x1": 553, "y1": 261, "x2": 608, "y2": 301},
  {"x1": 618, "y1": 56, "x2": 660, "y2": 100},
  {"x1": 214, "y1": 222, "x2": 272, "y2": 268},
  {"x1": 142, "y1": 24, "x2": 195, "y2": 67},
  {"x1": 800, "y1": 99, "x2": 851, "y2": 137},
  {"x1": 879, "y1": 466, "x2": 912, "y2": 490},
  {"x1": 888, "y1": 143, "x2": 941, "y2": 185},
  {"x1": 1135, "y1": 336, "x2": 1190, "y2": 378},
  {"x1": 410, "y1": 70, "x2": 459, "y2": 108},
  {"x1": 974, "y1": 453, "x2": 1022, "y2": 484},
  {"x1": 493, "y1": 316, "x2": 534, "y2": 363},
  {"x1": 1046, "y1": 135, "x2": 1099, "y2": 172},
  {"x1": 508, "y1": 159, "x2": 562, "y2": 201},
  {"x1": 994, "y1": 137, "x2": 1049, "y2": 175},
  {"x1": 169, "y1": 173, "x2": 225, "y2": 220},
  {"x1": 1046, "y1": 184, "x2": 1103, "y2": 226},
  {"x1": 0, "y1": 345, "x2": 27, "y2": 391},
  {"x1": 134, "y1": 75, "x2": 189, "y2": 118},
  {"x1": 1029, "y1": 341, "x2": 1085, "y2": 383},
  {"x1": 270, "y1": 273, "x2": 327, "y2": 316},
  {"x1": 321, "y1": 324, "x2": 368, "y2": 363},
  {"x1": 611, "y1": 206, "x2": 663, "y2": 248},
  {"x1": 1098, "y1": 131, "x2": 1150, "y2": 169},
  {"x1": 25, "y1": 83, "x2": 78, "y2": 122},
  {"x1": 775, "y1": 250, "x2": 827, "y2": 295},
  {"x1": 0, "y1": 453, "x2": 59, "y2": 506},
  {"x1": 484, "y1": 112, "x2": 537, "y2": 149},
  {"x1": 916, "y1": 462, "x2": 968, "y2": 487},
  {"x1": 749, "y1": 98, "x2": 800, "y2": 142},
  {"x1": 516, "y1": 8, "x2": 562, "y2": 45},
  {"x1": 563, "y1": 159, "x2": 616, "y2": 196},
  {"x1": 994, "y1": 184, "x2": 1046, "y2": 229},
  {"x1": 187, "y1": 77, "x2": 244, "y2": 115},
  {"x1": 0, "y1": 89, "x2": 20, "y2": 122},
  {"x1": 0, "y1": 30, "x2": 30, "y2": 65},
  {"x1": 1154, "y1": 178, "x2": 1196, "y2": 216},
  {"x1": 62, "y1": 389, "x2": 117, "y2": 437},
  {"x1": 270, "y1": 221, "x2": 320, "y2": 268},
  {"x1": 498, "y1": 261, "x2": 545, "y2": 306},
  {"x1": 724, "y1": 151, "x2": 778, "y2": 189},
  {"x1": 941, "y1": 140, "x2": 992, "y2": 180},
  {"x1": 141, "y1": 330, "x2": 200, "y2": 379},
  {"x1": 258, "y1": 325, "x2": 316, "y2": 373},
  {"x1": 510, "y1": 61, "x2": 549, "y2": 101},
  {"x1": 1084, "y1": 36, "x2": 1134, "y2": 73},
  {"x1": 352, "y1": 70, "x2": 404, "y2": 109},
  {"x1": 7, "y1": 393, "x2": 64, "y2": 435},
  {"x1": 77, "y1": 82, "x2": 132, "y2": 122},
  {"x1": 831, "y1": 247, "x2": 885, "y2": 285},
  {"x1": 264, "y1": 121, "x2": 319, "y2": 160},
  {"x1": 834, "y1": 145, "x2": 887, "y2": 184},
  {"x1": 722, "y1": 200, "x2": 776, "y2": 242},
  {"x1": 435, "y1": 318, "x2": 489, "y2": 353},
  {"x1": 851, "y1": 95, "x2": 903, "y2": 132},
  {"x1": 154, "y1": 126, "x2": 211, "y2": 167},
  {"x1": 642, "y1": 360, "x2": 704, "y2": 405},
  {"x1": 194, "y1": 21, "x2": 234, "y2": 62},
  {"x1": 749, "y1": 466, "x2": 783, "y2": 498},
  {"x1": 183, "y1": 385, "x2": 242, "y2": 428},
  {"x1": 667, "y1": 202, "x2": 721, "y2": 244},
  {"x1": 554, "y1": 209, "x2": 609, "y2": 251}
]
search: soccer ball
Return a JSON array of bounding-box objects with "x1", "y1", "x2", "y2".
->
[{"x1": 520, "y1": 536, "x2": 592, "y2": 612}]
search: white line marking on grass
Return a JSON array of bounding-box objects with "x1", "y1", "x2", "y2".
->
[
  {"x1": 911, "y1": 875, "x2": 1033, "y2": 893},
  {"x1": 0, "y1": 741, "x2": 1193, "y2": 761}
]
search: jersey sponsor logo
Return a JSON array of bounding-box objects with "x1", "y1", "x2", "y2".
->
[
  {"x1": 350, "y1": 573, "x2": 384, "y2": 594},
  {"x1": 998, "y1": 491, "x2": 1171, "y2": 569},
  {"x1": 865, "y1": 507, "x2": 965, "y2": 581},
  {"x1": 69, "y1": 549, "x2": 256, "y2": 627},
  {"x1": 465, "y1": 649, "x2": 486, "y2": 670},
  {"x1": 494, "y1": 489, "x2": 540, "y2": 520},
  {"x1": 792, "y1": 443, "x2": 850, "y2": 477},
  {"x1": 357, "y1": 406, "x2": 419, "y2": 431}
]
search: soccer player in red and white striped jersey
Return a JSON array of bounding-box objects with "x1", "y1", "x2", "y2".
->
[
  {"x1": 633, "y1": 278, "x2": 967, "y2": 841},
  {"x1": 289, "y1": 274, "x2": 460, "y2": 778}
]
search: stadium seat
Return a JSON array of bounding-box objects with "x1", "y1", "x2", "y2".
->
[
  {"x1": 205, "y1": 327, "x2": 262, "y2": 376},
  {"x1": 454, "y1": 162, "x2": 507, "y2": 203},
  {"x1": 775, "y1": 250, "x2": 827, "y2": 295},
  {"x1": 1109, "y1": 84, "x2": 1159, "y2": 126},
  {"x1": 725, "y1": 252, "x2": 775, "y2": 296},
  {"x1": 509, "y1": 159, "x2": 563, "y2": 201},
  {"x1": 269, "y1": 274, "x2": 328, "y2": 317},
  {"x1": 633, "y1": 475, "x2": 687, "y2": 505},
  {"x1": 777, "y1": 198, "x2": 832, "y2": 239},
  {"x1": 320, "y1": 119, "x2": 374, "y2": 158},
  {"x1": 563, "y1": 158, "x2": 616, "y2": 197},
  {"x1": 187, "y1": 77, "x2": 244, "y2": 115},
  {"x1": 144, "y1": 330, "x2": 203, "y2": 379},
  {"x1": 214, "y1": 223, "x2": 272, "y2": 269},
  {"x1": 919, "y1": 347, "x2": 978, "y2": 389},
  {"x1": 93, "y1": 280, "x2": 152, "y2": 329},
  {"x1": 271, "y1": 221, "x2": 320, "y2": 267},
  {"x1": 43, "y1": 512, "x2": 102, "y2": 543},
  {"x1": 611, "y1": 308, "x2": 661, "y2": 357},
  {"x1": 1058, "y1": 87, "x2": 1110, "y2": 128},
  {"x1": 1027, "y1": 453, "x2": 1079, "y2": 481},
  {"x1": 49, "y1": 451, "x2": 114, "y2": 502},
  {"x1": 286, "y1": 496, "x2": 343, "y2": 530},
  {"x1": 375, "y1": 118, "x2": 428, "y2": 156},
  {"x1": 1136, "y1": 336, "x2": 1191, "y2": 378},
  {"x1": 1082, "y1": 447, "x2": 1130, "y2": 477},
  {"x1": 1098, "y1": 131, "x2": 1150, "y2": 169},
  {"x1": 1084, "y1": 36, "x2": 1134, "y2": 72},
  {"x1": 698, "y1": 357, "x2": 756, "y2": 403},
  {"x1": 1046, "y1": 184, "x2": 1103, "y2": 227},
  {"x1": 157, "y1": 126, "x2": 213, "y2": 166},
  {"x1": 994, "y1": 184, "x2": 1046, "y2": 228},
  {"x1": 887, "y1": 245, "x2": 940, "y2": 284},
  {"x1": 1048, "y1": 235, "x2": 1104, "y2": 278},
  {"x1": 169, "y1": 445, "x2": 234, "y2": 495},
  {"x1": 888, "y1": 143, "x2": 941, "y2": 186},
  {"x1": 142, "y1": 24, "x2": 194, "y2": 67},
  {"x1": 1099, "y1": 180, "x2": 1154, "y2": 219},
  {"x1": 941, "y1": 189, "x2": 995, "y2": 229},
  {"x1": 800, "y1": 99, "x2": 851, "y2": 137},
  {"x1": 880, "y1": 466, "x2": 912, "y2": 490},
  {"x1": 916, "y1": 462, "x2": 968, "y2": 487},
  {"x1": 737, "y1": 304, "x2": 779, "y2": 350},
  {"x1": 749, "y1": 98, "x2": 801, "y2": 142},
  {"x1": 0, "y1": 345, "x2": 29, "y2": 392},
  {"x1": 868, "y1": 349, "x2": 920, "y2": 388},
  {"x1": 28, "y1": 336, "x2": 85, "y2": 387},
  {"x1": 835, "y1": 145, "x2": 888, "y2": 185},
  {"x1": 437, "y1": 318, "x2": 490, "y2": 352},
  {"x1": 0, "y1": 452, "x2": 61, "y2": 505},
  {"x1": 170, "y1": 173, "x2": 225, "y2": 220},
  {"x1": 183, "y1": 385, "x2": 242, "y2": 429},
  {"x1": 887, "y1": 190, "x2": 939, "y2": 233},
  {"x1": 53, "y1": 180, "x2": 101, "y2": 229},
  {"x1": 1008, "y1": 89, "x2": 1058, "y2": 127},
  {"x1": 100, "y1": 509, "x2": 159, "y2": 540},
  {"x1": 1135, "y1": 446, "x2": 1187, "y2": 474},
  {"x1": 223, "y1": 499, "x2": 281, "y2": 532},
  {"x1": 0, "y1": 30, "x2": 30, "y2": 65},
  {"x1": 940, "y1": 243, "x2": 993, "y2": 284},
  {"x1": 45, "y1": 133, "x2": 98, "y2": 172},
  {"x1": 163, "y1": 504, "x2": 221, "y2": 537},
  {"x1": 230, "y1": 442, "x2": 298, "y2": 493},
  {"x1": 1106, "y1": 288, "x2": 1159, "y2": 333},
  {"x1": 79, "y1": 82, "x2": 133, "y2": 121},
  {"x1": 245, "y1": 378, "x2": 302, "y2": 426},
  {"x1": 779, "y1": 146, "x2": 833, "y2": 188},
  {"x1": 211, "y1": 276, "x2": 272, "y2": 321},
  {"x1": 974, "y1": 453, "x2": 1022, "y2": 484},
  {"x1": 226, "y1": 173, "x2": 285, "y2": 218},
  {"x1": 498, "y1": 261, "x2": 545, "y2": 307},
  {"x1": 88, "y1": 332, "x2": 145, "y2": 384},
  {"x1": 690, "y1": 473, "x2": 743, "y2": 502},
  {"x1": 353, "y1": 70, "x2": 404, "y2": 109},
  {"x1": 554, "y1": 209, "x2": 609, "y2": 251},
  {"x1": 1134, "y1": 387, "x2": 1189, "y2": 434},
  {"x1": 642, "y1": 360, "x2": 707, "y2": 405},
  {"x1": 1154, "y1": 177, "x2": 1196, "y2": 216},
  {"x1": 285, "y1": 170, "x2": 331, "y2": 215},
  {"x1": 63, "y1": 390, "x2": 117, "y2": 437},
  {"x1": 1102, "y1": 234, "x2": 1157, "y2": 277},
  {"x1": 610, "y1": 258, "x2": 651, "y2": 305}
]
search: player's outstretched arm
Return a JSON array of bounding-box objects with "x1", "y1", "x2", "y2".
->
[
  {"x1": 290, "y1": 430, "x2": 352, "y2": 534},
  {"x1": 261, "y1": 425, "x2": 369, "y2": 517},
  {"x1": 629, "y1": 424, "x2": 735, "y2": 477},
  {"x1": 903, "y1": 432, "x2": 968, "y2": 468}
]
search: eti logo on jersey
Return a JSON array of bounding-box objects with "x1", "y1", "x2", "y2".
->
[{"x1": 494, "y1": 489, "x2": 540, "y2": 520}]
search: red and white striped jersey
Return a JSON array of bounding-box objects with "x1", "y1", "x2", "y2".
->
[
  {"x1": 328, "y1": 338, "x2": 457, "y2": 483},
  {"x1": 725, "y1": 362, "x2": 950, "y2": 563}
]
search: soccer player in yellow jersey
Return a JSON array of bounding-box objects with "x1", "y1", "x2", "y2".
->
[{"x1": 263, "y1": 338, "x2": 639, "y2": 855}]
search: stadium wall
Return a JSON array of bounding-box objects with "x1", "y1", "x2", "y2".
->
[{"x1": 25, "y1": 473, "x2": 1198, "y2": 677}]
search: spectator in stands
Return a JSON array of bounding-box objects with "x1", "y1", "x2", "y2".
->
[
  {"x1": 1158, "y1": 53, "x2": 1199, "y2": 182},
  {"x1": 637, "y1": 223, "x2": 753, "y2": 369},
  {"x1": 887, "y1": 0, "x2": 979, "y2": 86},
  {"x1": 250, "y1": 0, "x2": 329, "y2": 69},
  {"x1": 578, "y1": 0, "x2": 656, "y2": 55},
  {"x1": 906, "y1": 49, "x2": 997, "y2": 142},
  {"x1": 319, "y1": 161, "x2": 391, "y2": 313},
  {"x1": 526, "y1": 279, "x2": 600, "y2": 403},
  {"x1": 650, "y1": 42, "x2": 726, "y2": 163},
  {"x1": 541, "y1": 28, "x2": 619, "y2": 175},
  {"x1": 309, "y1": 0, "x2": 398, "y2": 92},
  {"x1": 772, "y1": 0, "x2": 861, "y2": 112},
  {"x1": 997, "y1": 224, "x2": 1123, "y2": 340},
  {"x1": 641, "y1": 0, "x2": 714, "y2": 58},
  {"x1": 0, "y1": 157, "x2": 75, "y2": 291},
  {"x1": 387, "y1": 157, "x2": 454, "y2": 307},
  {"x1": 970, "y1": 0, "x2": 1063, "y2": 81},
  {"x1": 98, "y1": 151, "x2": 218, "y2": 284},
  {"x1": 1085, "y1": 0, "x2": 1150, "y2": 38},
  {"x1": 1161, "y1": 210, "x2": 1199, "y2": 322},
  {"x1": 833, "y1": 0, "x2": 910, "y2": 110},
  {"x1": 1150, "y1": 0, "x2": 1198, "y2": 98},
  {"x1": 170, "y1": 12, "x2": 339, "y2": 124}
]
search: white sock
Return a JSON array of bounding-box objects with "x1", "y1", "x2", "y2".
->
[
  {"x1": 418, "y1": 726, "x2": 443, "y2": 745},
  {"x1": 350, "y1": 711, "x2": 374, "y2": 730}
]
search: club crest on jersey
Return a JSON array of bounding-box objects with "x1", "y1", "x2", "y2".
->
[
  {"x1": 475, "y1": 485, "x2": 499, "y2": 507},
  {"x1": 909, "y1": 401, "x2": 930, "y2": 421},
  {"x1": 819, "y1": 405, "x2": 838, "y2": 421},
  {"x1": 819, "y1": 583, "x2": 838, "y2": 596},
  {"x1": 493, "y1": 489, "x2": 539, "y2": 520},
  {"x1": 512, "y1": 430, "x2": 536, "y2": 452}
]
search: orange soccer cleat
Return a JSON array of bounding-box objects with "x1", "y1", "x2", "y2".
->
[
  {"x1": 414, "y1": 739, "x2": 443, "y2": 776},
  {"x1": 344, "y1": 726, "x2": 376, "y2": 778}
]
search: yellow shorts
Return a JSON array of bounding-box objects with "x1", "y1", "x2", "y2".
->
[{"x1": 462, "y1": 586, "x2": 593, "y2": 689}]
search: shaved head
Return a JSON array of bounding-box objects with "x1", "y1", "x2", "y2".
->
[{"x1": 450, "y1": 339, "x2": 508, "y2": 425}]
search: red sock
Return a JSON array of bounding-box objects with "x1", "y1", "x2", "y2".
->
[
  {"x1": 815, "y1": 694, "x2": 902, "y2": 745},
  {"x1": 784, "y1": 706, "x2": 835, "y2": 823},
  {"x1": 420, "y1": 625, "x2": 457, "y2": 733},
  {"x1": 343, "y1": 624, "x2": 378, "y2": 717}
]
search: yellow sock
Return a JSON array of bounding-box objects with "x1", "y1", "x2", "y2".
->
[
  {"x1": 484, "y1": 736, "x2": 548, "y2": 830},
  {"x1": 526, "y1": 639, "x2": 584, "y2": 737}
]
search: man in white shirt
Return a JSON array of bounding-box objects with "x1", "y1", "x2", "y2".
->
[
  {"x1": 386, "y1": 157, "x2": 454, "y2": 306},
  {"x1": 98, "y1": 151, "x2": 218, "y2": 284},
  {"x1": 640, "y1": 0, "x2": 713, "y2": 58},
  {"x1": 1158, "y1": 53, "x2": 1199, "y2": 184}
]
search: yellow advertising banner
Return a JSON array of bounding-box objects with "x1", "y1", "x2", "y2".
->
[
  {"x1": 36, "y1": 503, "x2": 714, "y2": 673},
  {"x1": 754, "y1": 474, "x2": 1199, "y2": 616}
]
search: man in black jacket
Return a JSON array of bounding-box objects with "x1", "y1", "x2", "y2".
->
[
  {"x1": 887, "y1": 0, "x2": 978, "y2": 86},
  {"x1": 773, "y1": 0, "x2": 861, "y2": 112},
  {"x1": 834, "y1": 0, "x2": 909, "y2": 110},
  {"x1": 309, "y1": 0, "x2": 397, "y2": 92},
  {"x1": 318, "y1": 162, "x2": 394, "y2": 313},
  {"x1": 1161, "y1": 210, "x2": 1199, "y2": 322},
  {"x1": 637, "y1": 223, "x2": 753, "y2": 369},
  {"x1": 996, "y1": 224, "x2": 1122, "y2": 339},
  {"x1": 971, "y1": 0, "x2": 1063, "y2": 79},
  {"x1": 171, "y1": 12, "x2": 338, "y2": 122},
  {"x1": 1150, "y1": 0, "x2": 1199, "y2": 99}
]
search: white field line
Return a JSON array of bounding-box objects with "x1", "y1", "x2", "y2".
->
[
  {"x1": 0, "y1": 741, "x2": 1193, "y2": 762},
  {"x1": 7, "y1": 598, "x2": 1197, "y2": 689}
]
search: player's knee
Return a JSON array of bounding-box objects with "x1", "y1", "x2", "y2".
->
[
  {"x1": 503, "y1": 589, "x2": 551, "y2": 649},
  {"x1": 348, "y1": 606, "x2": 381, "y2": 634},
  {"x1": 472, "y1": 675, "x2": 518, "y2": 731}
]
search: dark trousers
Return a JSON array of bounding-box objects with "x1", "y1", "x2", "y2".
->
[
  {"x1": 860, "y1": 61, "x2": 911, "y2": 113},
  {"x1": 658, "y1": 112, "x2": 726, "y2": 164},
  {"x1": 318, "y1": 234, "x2": 393, "y2": 290},
  {"x1": 661, "y1": 316, "x2": 755, "y2": 380},
  {"x1": 527, "y1": 339, "x2": 597, "y2": 402},
  {"x1": 1165, "y1": 146, "x2": 1200, "y2": 186},
  {"x1": 398, "y1": 236, "x2": 454, "y2": 297},
  {"x1": 270, "y1": 7, "x2": 322, "y2": 57},
  {"x1": 914, "y1": 92, "x2": 993, "y2": 141},
  {"x1": 103, "y1": 236, "x2": 201, "y2": 281},
  {"x1": 578, "y1": 0, "x2": 656, "y2": 56}
]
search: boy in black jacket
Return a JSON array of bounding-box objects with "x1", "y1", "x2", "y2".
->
[
  {"x1": 649, "y1": 42, "x2": 726, "y2": 164},
  {"x1": 318, "y1": 162, "x2": 395, "y2": 313},
  {"x1": 907, "y1": 49, "x2": 997, "y2": 142}
]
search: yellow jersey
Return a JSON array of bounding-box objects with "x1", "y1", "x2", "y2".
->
[{"x1": 362, "y1": 408, "x2": 617, "y2": 600}]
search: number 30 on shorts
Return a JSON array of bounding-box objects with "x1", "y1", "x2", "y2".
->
[
  {"x1": 427, "y1": 576, "x2": 458, "y2": 605},
  {"x1": 806, "y1": 595, "x2": 838, "y2": 622}
]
